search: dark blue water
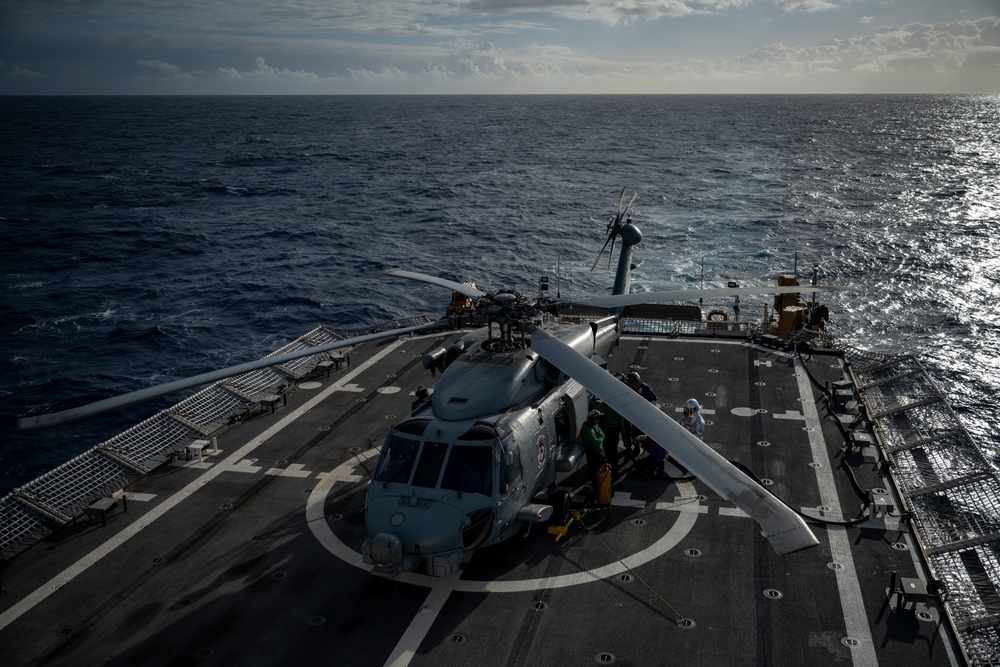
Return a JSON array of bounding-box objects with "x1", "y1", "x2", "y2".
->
[{"x1": 2, "y1": 94, "x2": 998, "y2": 496}]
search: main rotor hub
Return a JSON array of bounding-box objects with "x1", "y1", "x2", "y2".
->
[{"x1": 476, "y1": 291, "x2": 538, "y2": 352}]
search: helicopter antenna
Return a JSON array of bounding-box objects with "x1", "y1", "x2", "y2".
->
[
  {"x1": 699, "y1": 257, "x2": 704, "y2": 309},
  {"x1": 556, "y1": 257, "x2": 561, "y2": 300}
]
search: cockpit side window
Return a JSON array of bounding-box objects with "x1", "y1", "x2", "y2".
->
[
  {"x1": 441, "y1": 445, "x2": 493, "y2": 496},
  {"x1": 411, "y1": 441, "x2": 449, "y2": 489},
  {"x1": 377, "y1": 435, "x2": 419, "y2": 484}
]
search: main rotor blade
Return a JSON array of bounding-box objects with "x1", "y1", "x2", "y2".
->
[
  {"x1": 16, "y1": 321, "x2": 446, "y2": 431},
  {"x1": 383, "y1": 269, "x2": 486, "y2": 299},
  {"x1": 529, "y1": 327, "x2": 819, "y2": 555},
  {"x1": 573, "y1": 285, "x2": 852, "y2": 309}
]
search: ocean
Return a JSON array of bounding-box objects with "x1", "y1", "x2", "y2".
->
[{"x1": 2, "y1": 94, "x2": 998, "y2": 497}]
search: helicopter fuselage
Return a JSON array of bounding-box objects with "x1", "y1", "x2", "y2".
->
[{"x1": 362, "y1": 318, "x2": 618, "y2": 577}]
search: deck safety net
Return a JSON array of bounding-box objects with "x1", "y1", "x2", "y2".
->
[
  {"x1": 804, "y1": 332, "x2": 1000, "y2": 666},
  {"x1": 0, "y1": 317, "x2": 434, "y2": 561}
]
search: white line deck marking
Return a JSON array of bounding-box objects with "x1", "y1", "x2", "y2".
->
[
  {"x1": 265, "y1": 463, "x2": 312, "y2": 478},
  {"x1": 384, "y1": 584, "x2": 455, "y2": 667},
  {"x1": 793, "y1": 358, "x2": 877, "y2": 667},
  {"x1": 225, "y1": 459, "x2": 263, "y2": 474},
  {"x1": 309, "y1": 473, "x2": 699, "y2": 595},
  {"x1": 304, "y1": 464, "x2": 703, "y2": 667},
  {"x1": 656, "y1": 500, "x2": 709, "y2": 513}
]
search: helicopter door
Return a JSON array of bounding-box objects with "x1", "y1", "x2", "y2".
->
[
  {"x1": 553, "y1": 403, "x2": 568, "y2": 442},
  {"x1": 553, "y1": 395, "x2": 585, "y2": 473}
]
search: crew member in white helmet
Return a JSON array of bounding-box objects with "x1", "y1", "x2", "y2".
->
[{"x1": 678, "y1": 398, "x2": 706, "y2": 440}]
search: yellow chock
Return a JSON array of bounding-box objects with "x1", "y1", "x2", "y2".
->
[{"x1": 547, "y1": 509, "x2": 581, "y2": 542}]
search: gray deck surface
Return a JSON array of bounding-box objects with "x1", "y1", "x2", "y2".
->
[{"x1": 0, "y1": 331, "x2": 962, "y2": 666}]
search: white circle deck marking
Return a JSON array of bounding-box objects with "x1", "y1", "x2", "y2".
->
[{"x1": 307, "y1": 450, "x2": 698, "y2": 593}]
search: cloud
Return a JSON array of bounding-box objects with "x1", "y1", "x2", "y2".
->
[
  {"x1": 467, "y1": 0, "x2": 759, "y2": 24},
  {"x1": 216, "y1": 56, "x2": 322, "y2": 84},
  {"x1": 10, "y1": 65, "x2": 44, "y2": 77},
  {"x1": 774, "y1": 0, "x2": 835, "y2": 11},
  {"x1": 292, "y1": 16, "x2": 1000, "y2": 92},
  {"x1": 137, "y1": 59, "x2": 182, "y2": 74},
  {"x1": 685, "y1": 17, "x2": 1000, "y2": 89},
  {"x1": 0, "y1": 2, "x2": 997, "y2": 94}
]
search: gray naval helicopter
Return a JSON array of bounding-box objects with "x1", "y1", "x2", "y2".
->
[{"x1": 18, "y1": 189, "x2": 848, "y2": 578}]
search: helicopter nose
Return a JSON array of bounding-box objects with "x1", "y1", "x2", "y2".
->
[
  {"x1": 364, "y1": 495, "x2": 494, "y2": 576},
  {"x1": 365, "y1": 496, "x2": 468, "y2": 555}
]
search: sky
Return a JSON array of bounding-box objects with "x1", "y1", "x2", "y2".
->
[{"x1": 0, "y1": 0, "x2": 998, "y2": 95}]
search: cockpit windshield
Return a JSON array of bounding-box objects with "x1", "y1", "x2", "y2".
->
[
  {"x1": 376, "y1": 431, "x2": 494, "y2": 497},
  {"x1": 377, "y1": 435, "x2": 419, "y2": 484},
  {"x1": 411, "y1": 441, "x2": 449, "y2": 488},
  {"x1": 441, "y1": 445, "x2": 493, "y2": 496}
]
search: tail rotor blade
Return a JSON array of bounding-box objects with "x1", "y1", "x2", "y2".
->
[
  {"x1": 591, "y1": 231, "x2": 615, "y2": 272},
  {"x1": 592, "y1": 187, "x2": 632, "y2": 273},
  {"x1": 623, "y1": 190, "x2": 638, "y2": 218}
]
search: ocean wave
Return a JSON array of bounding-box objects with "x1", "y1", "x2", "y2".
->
[{"x1": 2, "y1": 94, "x2": 999, "y2": 495}]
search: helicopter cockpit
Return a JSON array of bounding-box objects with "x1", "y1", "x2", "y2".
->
[
  {"x1": 375, "y1": 418, "x2": 499, "y2": 498},
  {"x1": 366, "y1": 418, "x2": 514, "y2": 575}
]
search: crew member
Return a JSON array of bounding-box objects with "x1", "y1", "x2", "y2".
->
[
  {"x1": 596, "y1": 398, "x2": 624, "y2": 480},
  {"x1": 626, "y1": 371, "x2": 657, "y2": 402},
  {"x1": 678, "y1": 398, "x2": 706, "y2": 440},
  {"x1": 580, "y1": 409, "x2": 606, "y2": 493},
  {"x1": 412, "y1": 386, "x2": 431, "y2": 411},
  {"x1": 624, "y1": 371, "x2": 657, "y2": 457},
  {"x1": 636, "y1": 433, "x2": 668, "y2": 477}
]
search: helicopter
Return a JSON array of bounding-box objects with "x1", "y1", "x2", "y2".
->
[{"x1": 17, "y1": 188, "x2": 848, "y2": 578}]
